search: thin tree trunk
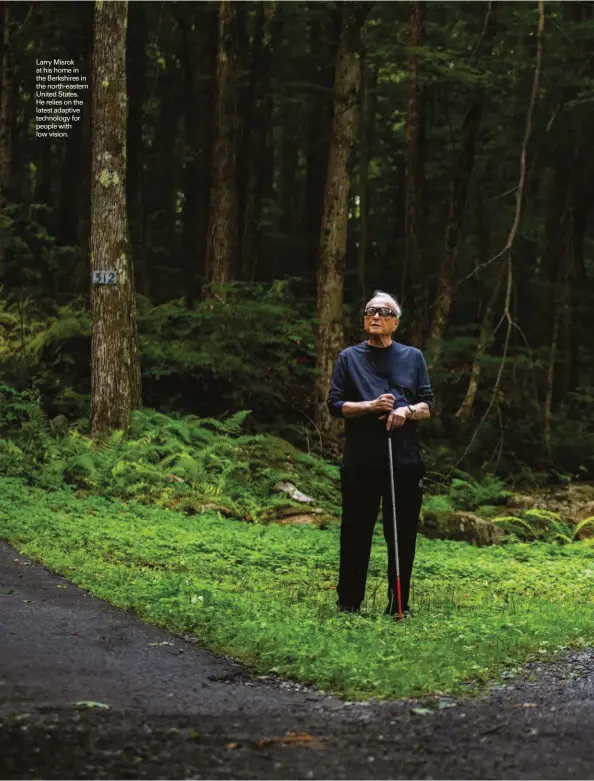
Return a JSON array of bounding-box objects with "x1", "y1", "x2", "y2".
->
[
  {"x1": 544, "y1": 290, "x2": 562, "y2": 452},
  {"x1": 454, "y1": 0, "x2": 544, "y2": 468},
  {"x1": 177, "y1": 3, "x2": 217, "y2": 305},
  {"x1": 315, "y1": 2, "x2": 369, "y2": 436},
  {"x1": 455, "y1": 266, "x2": 504, "y2": 424},
  {"x1": 240, "y1": 1, "x2": 277, "y2": 281},
  {"x1": 356, "y1": 42, "x2": 369, "y2": 307},
  {"x1": 542, "y1": 161, "x2": 572, "y2": 450},
  {"x1": 73, "y1": 1, "x2": 93, "y2": 297},
  {"x1": 279, "y1": 110, "x2": 300, "y2": 236},
  {"x1": 205, "y1": 0, "x2": 240, "y2": 292},
  {"x1": 404, "y1": 1, "x2": 426, "y2": 347},
  {"x1": 126, "y1": 1, "x2": 149, "y2": 298},
  {"x1": 90, "y1": 0, "x2": 141, "y2": 439},
  {"x1": 427, "y1": 100, "x2": 483, "y2": 367},
  {"x1": 427, "y1": 2, "x2": 497, "y2": 366},
  {"x1": 0, "y1": 0, "x2": 13, "y2": 211},
  {"x1": 305, "y1": 4, "x2": 340, "y2": 280}
]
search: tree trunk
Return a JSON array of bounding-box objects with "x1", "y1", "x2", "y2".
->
[
  {"x1": 205, "y1": 0, "x2": 241, "y2": 292},
  {"x1": 90, "y1": 0, "x2": 141, "y2": 439},
  {"x1": 126, "y1": 1, "x2": 149, "y2": 298},
  {"x1": 149, "y1": 10, "x2": 180, "y2": 300},
  {"x1": 427, "y1": 3, "x2": 497, "y2": 367},
  {"x1": 404, "y1": 1, "x2": 426, "y2": 347},
  {"x1": 315, "y1": 2, "x2": 369, "y2": 436},
  {"x1": 455, "y1": 266, "x2": 504, "y2": 425},
  {"x1": 356, "y1": 42, "x2": 369, "y2": 308},
  {"x1": 542, "y1": 161, "x2": 571, "y2": 449},
  {"x1": 427, "y1": 101, "x2": 483, "y2": 367},
  {"x1": 73, "y1": 2, "x2": 93, "y2": 296},
  {"x1": 177, "y1": 3, "x2": 217, "y2": 305},
  {"x1": 279, "y1": 107, "x2": 301, "y2": 237},
  {"x1": 240, "y1": 1, "x2": 277, "y2": 281},
  {"x1": 305, "y1": 4, "x2": 341, "y2": 280},
  {"x1": 0, "y1": 0, "x2": 13, "y2": 211}
]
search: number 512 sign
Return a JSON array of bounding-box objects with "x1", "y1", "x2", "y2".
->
[{"x1": 92, "y1": 270, "x2": 118, "y2": 285}]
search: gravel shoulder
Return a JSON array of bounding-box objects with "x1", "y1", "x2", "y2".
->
[{"x1": 2, "y1": 540, "x2": 594, "y2": 779}]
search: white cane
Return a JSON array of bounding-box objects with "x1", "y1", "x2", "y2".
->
[{"x1": 387, "y1": 433, "x2": 403, "y2": 620}]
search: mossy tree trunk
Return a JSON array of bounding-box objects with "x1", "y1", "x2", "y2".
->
[
  {"x1": 90, "y1": 0, "x2": 141, "y2": 439},
  {"x1": 315, "y1": 1, "x2": 369, "y2": 436}
]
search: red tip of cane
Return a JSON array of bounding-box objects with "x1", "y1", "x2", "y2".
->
[{"x1": 396, "y1": 576, "x2": 403, "y2": 621}]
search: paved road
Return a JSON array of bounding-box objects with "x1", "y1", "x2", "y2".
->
[{"x1": 2, "y1": 540, "x2": 594, "y2": 779}]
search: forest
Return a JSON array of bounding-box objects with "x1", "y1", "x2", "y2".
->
[
  {"x1": 0, "y1": 0, "x2": 592, "y2": 485},
  {"x1": 2, "y1": 0, "x2": 594, "y2": 713}
]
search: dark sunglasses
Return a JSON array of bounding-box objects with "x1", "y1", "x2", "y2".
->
[{"x1": 364, "y1": 306, "x2": 396, "y2": 318}]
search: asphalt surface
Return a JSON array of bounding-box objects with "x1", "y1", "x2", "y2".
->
[{"x1": 2, "y1": 539, "x2": 594, "y2": 779}]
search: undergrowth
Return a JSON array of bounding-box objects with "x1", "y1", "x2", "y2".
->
[{"x1": 0, "y1": 384, "x2": 340, "y2": 523}]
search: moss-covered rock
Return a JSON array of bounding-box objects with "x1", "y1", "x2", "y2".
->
[{"x1": 420, "y1": 510, "x2": 504, "y2": 546}]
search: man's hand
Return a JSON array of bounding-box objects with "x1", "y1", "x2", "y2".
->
[
  {"x1": 368, "y1": 393, "x2": 396, "y2": 414},
  {"x1": 380, "y1": 406, "x2": 410, "y2": 430}
]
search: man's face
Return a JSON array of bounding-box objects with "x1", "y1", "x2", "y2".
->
[{"x1": 363, "y1": 297, "x2": 399, "y2": 338}]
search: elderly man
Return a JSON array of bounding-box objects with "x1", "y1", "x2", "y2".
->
[{"x1": 327, "y1": 291, "x2": 434, "y2": 617}]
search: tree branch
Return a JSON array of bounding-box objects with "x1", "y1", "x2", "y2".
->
[{"x1": 453, "y1": 0, "x2": 545, "y2": 470}]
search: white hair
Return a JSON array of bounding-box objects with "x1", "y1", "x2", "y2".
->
[{"x1": 366, "y1": 290, "x2": 402, "y2": 318}]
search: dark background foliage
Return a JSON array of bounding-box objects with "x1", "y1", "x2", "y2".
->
[{"x1": 1, "y1": 1, "x2": 594, "y2": 483}]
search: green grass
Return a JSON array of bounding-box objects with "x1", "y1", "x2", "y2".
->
[{"x1": 2, "y1": 475, "x2": 594, "y2": 700}]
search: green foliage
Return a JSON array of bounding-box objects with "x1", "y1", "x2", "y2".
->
[
  {"x1": 138, "y1": 281, "x2": 316, "y2": 419},
  {"x1": 423, "y1": 472, "x2": 511, "y2": 517},
  {"x1": 492, "y1": 508, "x2": 594, "y2": 545},
  {"x1": 2, "y1": 476, "x2": 594, "y2": 700},
  {"x1": 0, "y1": 282, "x2": 317, "y2": 425},
  {"x1": 448, "y1": 473, "x2": 511, "y2": 510},
  {"x1": 0, "y1": 385, "x2": 340, "y2": 523}
]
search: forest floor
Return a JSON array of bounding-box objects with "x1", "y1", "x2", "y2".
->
[{"x1": 2, "y1": 541, "x2": 594, "y2": 779}]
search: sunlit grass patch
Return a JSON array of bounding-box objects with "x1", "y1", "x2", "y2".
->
[{"x1": 2, "y1": 476, "x2": 594, "y2": 700}]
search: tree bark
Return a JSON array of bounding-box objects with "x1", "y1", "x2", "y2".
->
[
  {"x1": 177, "y1": 3, "x2": 217, "y2": 305},
  {"x1": 356, "y1": 41, "x2": 369, "y2": 308},
  {"x1": 542, "y1": 162, "x2": 571, "y2": 450},
  {"x1": 240, "y1": 1, "x2": 277, "y2": 281},
  {"x1": 90, "y1": 0, "x2": 141, "y2": 439},
  {"x1": 148, "y1": 7, "x2": 180, "y2": 300},
  {"x1": 279, "y1": 106, "x2": 301, "y2": 237},
  {"x1": 126, "y1": 1, "x2": 149, "y2": 298},
  {"x1": 404, "y1": 1, "x2": 426, "y2": 347},
  {"x1": 205, "y1": 0, "x2": 241, "y2": 292},
  {"x1": 455, "y1": 267, "x2": 504, "y2": 425},
  {"x1": 305, "y1": 4, "x2": 341, "y2": 280},
  {"x1": 0, "y1": 0, "x2": 13, "y2": 211},
  {"x1": 315, "y1": 2, "x2": 369, "y2": 436}
]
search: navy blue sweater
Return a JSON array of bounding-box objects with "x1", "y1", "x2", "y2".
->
[{"x1": 327, "y1": 341, "x2": 434, "y2": 470}]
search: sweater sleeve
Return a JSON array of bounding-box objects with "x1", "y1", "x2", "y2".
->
[
  {"x1": 415, "y1": 350, "x2": 434, "y2": 410},
  {"x1": 326, "y1": 352, "x2": 348, "y2": 418}
]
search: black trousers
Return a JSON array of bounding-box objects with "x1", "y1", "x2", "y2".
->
[{"x1": 337, "y1": 464, "x2": 423, "y2": 613}]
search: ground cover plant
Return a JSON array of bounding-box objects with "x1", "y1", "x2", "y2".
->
[{"x1": 2, "y1": 475, "x2": 594, "y2": 701}]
